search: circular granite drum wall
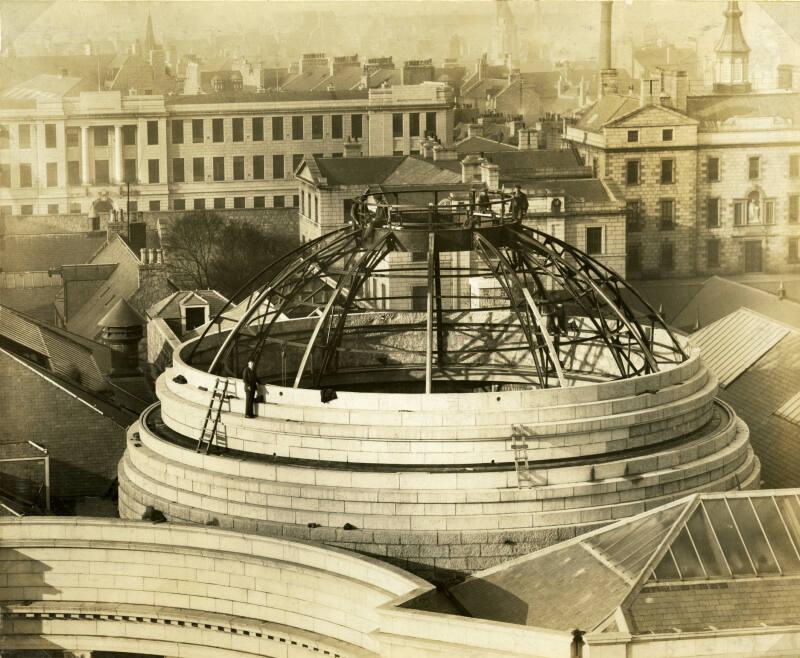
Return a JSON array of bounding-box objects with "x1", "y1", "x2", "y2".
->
[{"x1": 119, "y1": 331, "x2": 759, "y2": 583}]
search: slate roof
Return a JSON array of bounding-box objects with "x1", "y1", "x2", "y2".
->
[
  {"x1": 485, "y1": 149, "x2": 587, "y2": 180},
  {"x1": 167, "y1": 89, "x2": 369, "y2": 106},
  {"x1": 574, "y1": 94, "x2": 641, "y2": 132},
  {"x1": 0, "y1": 232, "x2": 107, "y2": 272},
  {"x1": 0, "y1": 74, "x2": 84, "y2": 101},
  {"x1": 98, "y1": 298, "x2": 145, "y2": 329},
  {"x1": 450, "y1": 490, "x2": 800, "y2": 635},
  {"x1": 775, "y1": 391, "x2": 800, "y2": 426},
  {"x1": 455, "y1": 135, "x2": 519, "y2": 155},
  {"x1": 0, "y1": 303, "x2": 110, "y2": 392},
  {"x1": 306, "y1": 156, "x2": 403, "y2": 187},
  {"x1": 686, "y1": 92, "x2": 800, "y2": 128}
]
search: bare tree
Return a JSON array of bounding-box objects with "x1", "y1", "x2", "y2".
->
[{"x1": 163, "y1": 210, "x2": 225, "y2": 289}]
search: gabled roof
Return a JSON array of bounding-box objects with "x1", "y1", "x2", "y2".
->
[
  {"x1": 148, "y1": 290, "x2": 229, "y2": 320},
  {"x1": 451, "y1": 490, "x2": 800, "y2": 635},
  {"x1": 686, "y1": 92, "x2": 800, "y2": 129},
  {"x1": 604, "y1": 102, "x2": 698, "y2": 128},
  {"x1": 455, "y1": 134, "x2": 519, "y2": 154},
  {"x1": 305, "y1": 156, "x2": 405, "y2": 187},
  {"x1": 381, "y1": 157, "x2": 461, "y2": 186},
  {"x1": 574, "y1": 94, "x2": 640, "y2": 132},
  {"x1": 97, "y1": 298, "x2": 145, "y2": 329}
]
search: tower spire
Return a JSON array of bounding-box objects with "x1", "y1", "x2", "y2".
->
[
  {"x1": 144, "y1": 12, "x2": 157, "y2": 54},
  {"x1": 713, "y1": 1, "x2": 751, "y2": 93}
]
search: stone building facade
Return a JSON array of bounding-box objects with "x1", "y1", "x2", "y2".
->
[{"x1": 0, "y1": 83, "x2": 454, "y2": 217}]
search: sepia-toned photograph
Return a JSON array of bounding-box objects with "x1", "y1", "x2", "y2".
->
[{"x1": 0, "y1": 0, "x2": 799, "y2": 656}]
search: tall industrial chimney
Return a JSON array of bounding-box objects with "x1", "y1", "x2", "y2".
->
[{"x1": 600, "y1": 1, "x2": 613, "y2": 70}]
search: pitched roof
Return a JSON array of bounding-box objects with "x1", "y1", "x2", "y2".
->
[
  {"x1": 307, "y1": 156, "x2": 405, "y2": 187},
  {"x1": 0, "y1": 73, "x2": 84, "y2": 101},
  {"x1": 686, "y1": 92, "x2": 800, "y2": 129},
  {"x1": 167, "y1": 89, "x2": 369, "y2": 106},
  {"x1": 673, "y1": 276, "x2": 800, "y2": 331},
  {"x1": 604, "y1": 102, "x2": 698, "y2": 128},
  {"x1": 574, "y1": 94, "x2": 641, "y2": 132},
  {"x1": 0, "y1": 303, "x2": 110, "y2": 392},
  {"x1": 485, "y1": 149, "x2": 588, "y2": 180},
  {"x1": 147, "y1": 290, "x2": 229, "y2": 320},
  {"x1": 775, "y1": 391, "x2": 800, "y2": 426},
  {"x1": 97, "y1": 298, "x2": 145, "y2": 329},
  {"x1": 381, "y1": 157, "x2": 461, "y2": 186},
  {"x1": 0, "y1": 232, "x2": 107, "y2": 272},
  {"x1": 455, "y1": 135, "x2": 519, "y2": 154},
  {"x1": 451, "y1": 490, "x2": 800, "y2": 635},
  {"x1": 689, "y1": 308, "x2": 791, "y2": 387}
]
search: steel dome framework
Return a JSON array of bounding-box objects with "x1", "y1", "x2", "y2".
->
[{"x1": 188, "y1": 187, "x2": 687, "y2": 392}]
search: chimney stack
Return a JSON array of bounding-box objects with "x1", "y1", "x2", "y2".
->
[
  {"x1": 599, "y1": 1, "x2": 613, "y2": 70},
  {"x1": 422, "y1": 139, "x2": 435, "y2": 160},
  {"x1": 466, "y1": 123, "x2": 483, "y2": 138},
  {"x1": 461, "y1": 154, "x2": 482, "y2": 183},
  {"x1": 599, "y1": 69, "x2": 618, "y2": 98},
  {"x1": 517, "y1": 127, "x2": 537, "y2": 150},
  {"x1": 433, "y1": 144, "x2": 458, "y2": 161},
  {"x1": 640, "y1": 77, "x2": 660, "y2": 107},
  {"x1": 480, "y1": 159, "x2": 500, "y2": 190},
  {"x1": 343, "y1": 138, "x2": 363, "y2": 158}
]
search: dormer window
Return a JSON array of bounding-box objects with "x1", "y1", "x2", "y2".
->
[{"x1": 627, "y1": 130, "x2": 639, "y2": 143}]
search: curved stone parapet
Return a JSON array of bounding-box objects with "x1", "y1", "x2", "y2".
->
[{"x1": 0, "y1": 517, "x2": 429, "y2": 658}]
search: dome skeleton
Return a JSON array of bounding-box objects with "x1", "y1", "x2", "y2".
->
[{"x1": 189, "y1": 188, "x2": 686, "y2": 392}]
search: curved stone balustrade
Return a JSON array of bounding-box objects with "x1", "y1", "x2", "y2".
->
[{"x1": 0, "y1": 517, "x2": 428, "y2": 658}]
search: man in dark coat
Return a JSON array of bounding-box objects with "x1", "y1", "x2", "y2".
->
[
  {"x1": 242, "y1": 359, "x2": 258, "y2": 418},
  {"x1": 512, "y1": 184, "x2": 528, "y2": 222}
]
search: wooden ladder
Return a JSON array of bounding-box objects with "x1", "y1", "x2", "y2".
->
[
  {"x1": 511, "y1": 424, "x2": 534, "y2": 488},
  {"x1": 196, "y1": 377, "x2": 229, "y2": 454}
]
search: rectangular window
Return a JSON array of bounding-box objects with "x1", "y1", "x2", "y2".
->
[
  {"x1": 170, "y1": 120, "x2": 182, "y2": 144},
  {"x1": 392, "y1": 113, "x2": 403, "y2": 138},
  {"x1": 331, "y1": 115, "x2": 343, "y2": 139},
  {"x1": 18, "y1": 124, "x2": 31, "y2": 148},
  {"x1": 625, "y1": 200, "x2": 641, "y2": 232},
  {"x1": 66, "y1": 127, "x2": 80, "y2": 147},
  {"x1": 253, "y1": 155, "x2": 264, "y2": 180},
  {"x1": 311, "y1": 115, "x2": 323, "y2": 139},
  {"x1": 351, "y1": 114, "x2": 363, "y2": 139},
  {"x1": 274, "y1": 195, "x2": 285, "y2": 208},
  {"x1": 409, "y1": 113, "x2": 420, "y2": 137},
  {"x1": 213, "y1": 197, "x2": 225, "y2": 209},
  {"x1": 748, "y1": 156, "x2": 760, "y2": 180},
  {"x1": 0, "y1": 205, "x2": 11, "y2": 216},
  {"x1": 626, "y1": 160, "x2": 640, "y2": 185},
  {"x1": 791, "y1": 154, "x2": 800, "y2": 178},
  {"x1": 21, "y1": 205, "x2": 33, "y2": 215},
  {"x1": 212, "y1": 118, "x2": 224, "y2": 142},
  {"x1": 94, "y1": 126, "x2": 108, "y2": 147},
  {"x1": 147, "y1": 120, "x2": 159, "y2": 145},
  {"x1": 707, "y1": 157, "x2": 720, "y2": 182},
  {"x1": 660, "y1": 199, "x2": 674, "y2": 229},
  {"x1": 47, "y1": 203, "x2": 59, "y2": 214},
  {"x1": 627, "y1": 129, "x2": 639, "y2": 143},
  {"x1": 293, "y1": 194, "x2": 299, "y2": 207},
  {"x1": 707, "y1": 197, "x2": 720, "y2": 228},
  {"x1": 292, "y1": 116, "x2": 304, "y2": 140},
  {"x1": 254, "y1": 196, "x2": 265, "y2": 208},
  {"x1": 172, "y1": 158, "x2": 184, "y2": 183},
  {"x1": 45, "y1": 124, "x2": 57, "y2": 148},
  {"x1": 734, "y1": 201, "x2": 746, "y2": 226},
  {"x1": 662, "y1": 128, "x2": 673, "y2": 141},
  {"x1": 425, "y1": 111, "x2": 437, "y2": 137},
  {"x1": 192, "y1": 119, "x2": 204, "y2": 143},
  {"x1": 789, "y1": 238, "x2": 800, "y2": 264},
  {"x1": 193, "y1": 157, "x2": 204, "y2": 182},
  {"x1": 19, "y1": 163, "x2": 32, "y2": 188},
  {"x1": 213, "y1": 156, "x2": 225, "y2": 181},
  {"x1": 660, "y1": 159, "x2": 674, "y2": 184},
  {"x1": 233, "y1": 196, "x2": 245, "y2": 209},
  {"x1": 252, "y1": 117, "x2": 264, "y2": 141},
  {"x1": 765, "y1": 200, "x2": 775, "y2": 225},
  {"x1": 272, "y1": 154, "x2": 284, "y2": 179},
  {"x1": 173, "y1": 199, "x2": 186, "y2": 211},
  {"x1": 627, "y1": 245, "x2": 641, "y2": 273},
  {"x1": 0, "y1": 164, "x2": 10, "y2": 187},
  {"x1": 148, "y1": 158, "x2": 160, "y2": 184},
  {"x1": 707, "y1": 240, "x2": 720, "y2": 268},
  {"x1": 69, "y1": 203, "x2": 81, "y2": 214},
  {"x1": 660, "y1": 242, "x2": 674, "y2": 270},
  {"x1": 232, "y1": 117, "x2": 244, "y2": 142},
  {"x1": 149, "y1": 200, "x2": 161, "y2": 211},
  {"x1": 272, "y1": 116, "x2": 283, "y2": 140},
  {"x1": 292, "y1": 153, "x2": 304, "y2": 172},
  {"x1": 0, "y1": 124, "x2": 9, "y2": 149},
  {"x1": 585, "y1": 227, "x2": 603, "y2": 255},
  {"x1": 124, "y1": 158, "x2": 137, "y2": 183},
  {"x1": 790, "y1": 195, "x2": 799, "y2": 224},
  {"x1": 193, "y1": 198, "x2": 206, "y2": 210},
  {"x1": 233, "y1": 156, "x2": 245, "y2": 180},
  {"x1": 95, "y1": 160, "x2": 109, "y2": 183},
  {"x1": 67, "y1": 161, "x2": 80, "y2": 186}
]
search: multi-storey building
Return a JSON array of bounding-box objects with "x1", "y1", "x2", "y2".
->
[
  {"x1": 0, "y1": 83, "x2": 454, "y2": 217},
  {"x1": 564, "y1": 1, "x2": 800, "y2": 278}
]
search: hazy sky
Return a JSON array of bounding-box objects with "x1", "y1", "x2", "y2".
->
[{"x1": 2, "y1": 1, "x2": 798, "y2": 70}]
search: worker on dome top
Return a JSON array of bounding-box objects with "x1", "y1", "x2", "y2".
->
[{"x1": 512, "y1": 184, "x2": 529, "y2": 223}]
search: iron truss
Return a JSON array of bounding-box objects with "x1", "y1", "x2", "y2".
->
[{"x1": 188, "y1": 188, "x2": 686, "y2": 392}]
